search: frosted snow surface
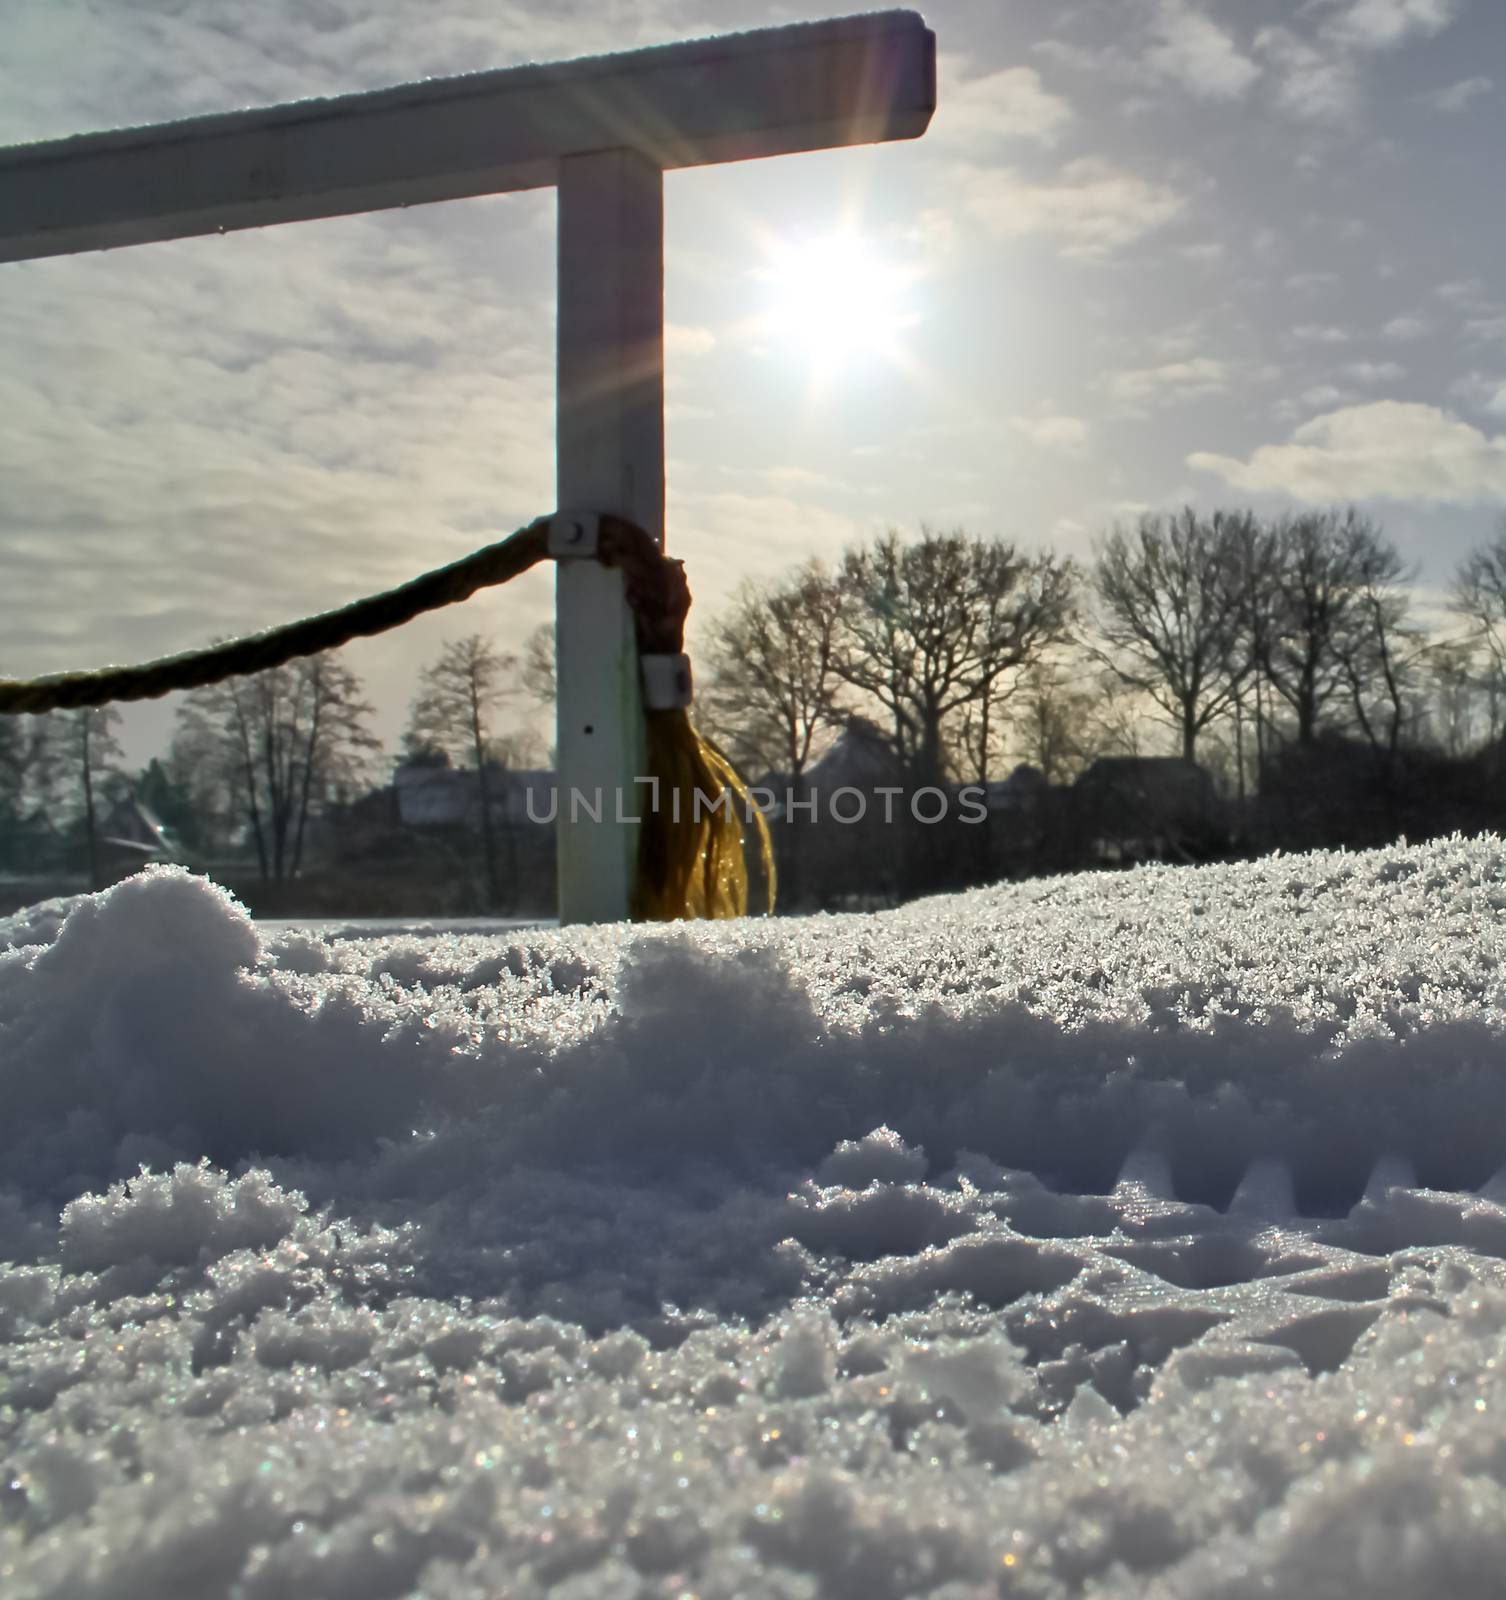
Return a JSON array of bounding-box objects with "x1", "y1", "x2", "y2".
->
[{"x1": 7, "y1": 841, "x2": 1506, "y2": 1596}]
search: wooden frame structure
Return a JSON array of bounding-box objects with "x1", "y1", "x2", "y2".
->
[{"x1": 0, "y1": 11, "x2": 936, "y2": 921}]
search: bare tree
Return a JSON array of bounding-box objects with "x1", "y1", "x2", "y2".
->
[
  {"x1": 0, "y1": 713, "x2": 59, "y2": 868},
  {"x1": 702, "y1": 563, "x2": 843, "y2": 781},
  {"x1": 1260, "y1": 508, "x2": 1394, "y2": 746},
  {"x1": 961, "y1": 552, "x2": 1077, "y2": 788},
  {"x1": 71, "y1": 706, "x2": 123, "y2": 889},
  {"x1": 1421, "y1": 640, "x2": 1478, "y2": 758},
  {"x1": 700, "y1": 562, "x2": 845, "y2": 901},
  {"x1": 1451, "y1": 519, "x2": 1506, "y2": 744},
  {"x1": 1084, "y1": 667, "x2": 1155, "y2": 760},
  {"x1": 1333, "y1": 541, "x2": 1425, "y2": 774},
  {"x1": 955, "y1": 694, "x2": 1012, "y2": 789},
  {"x1": 1224, "y1": 514, "x2": 1284, "y2": 780},
  {"x1": 1091, "y1": 508, "x2": 1251, "y2": 763},
  {"x1": 521, "y1": 621, "x2": 556, "y2": 709},
  {"x1": 407, "y1": 634, "x2": 519, "y2": 909},
  {"x1": 834, "y1": 528, "x2": 1074, "y2": 787},
  {"x1": 1009, "y1": 661, "x2": 1095, "y2": 785},
  {"x1": 176, "y1": 653, "x2": 379, "y2": 881}
]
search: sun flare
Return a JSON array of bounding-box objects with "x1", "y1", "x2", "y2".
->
[{"x1": 756, "y1": 231, "x2": 920, "y2": 379}]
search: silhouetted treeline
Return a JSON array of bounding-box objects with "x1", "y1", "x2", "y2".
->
[{"x1": 699, "y1": 509, "x2": 1506, "y2": 907}]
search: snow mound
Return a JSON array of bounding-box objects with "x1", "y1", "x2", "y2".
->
[
  {"x1": 59, "y1": 1163, "x2": 310, "y2": 1274},
  {"x1": 5, "y1": 840, "x2": 1506, "y2": 1596}
]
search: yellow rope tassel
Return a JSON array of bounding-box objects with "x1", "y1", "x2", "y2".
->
[{"x1": 635, "y1": 708, "x2": 777, "y2": 920}]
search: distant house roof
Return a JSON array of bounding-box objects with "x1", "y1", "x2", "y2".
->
[
  {"x1": 804, "y1": 719, "x2": 904, "y2": 790},
  {"x1": 98, "y1": 798, "x2": 182, "y2": 860},
  {"x1": 1075, "y1": 756, "x2": 1213, "y2": 793},
  {"x1": 984, "y1": 762, "x2": 1049, "y2": 810}
]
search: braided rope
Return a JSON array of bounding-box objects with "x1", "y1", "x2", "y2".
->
[
  {"x1": 0, "y1": 511, "x2": 774, "y2": 918},
  {"x1": 0, "y1": 519, "x2": 556, "y2": 715}
]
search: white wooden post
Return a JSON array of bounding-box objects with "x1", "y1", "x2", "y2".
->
[
  {"x1": 555, "y1": 150, "x2": 664, "y2": 922},
  {"x1": 0, "y1": 12, "x2": 935, "y2": 923}
]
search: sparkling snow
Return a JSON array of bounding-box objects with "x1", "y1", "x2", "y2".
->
[{"x1": 6, "y1": 843, "x2": 1506, "y2": 1596}]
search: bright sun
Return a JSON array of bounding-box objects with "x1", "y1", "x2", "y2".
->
[{"x1": 756, "y1": 231, "x2": 919, "y2": 379}]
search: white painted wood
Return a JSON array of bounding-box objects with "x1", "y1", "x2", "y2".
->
[
  {"x1": 0, "y1": 12, "x2": 935, "y2": 263},
  {"x1": 555, "y1": 150, "x2": 664, "y2": 924}
]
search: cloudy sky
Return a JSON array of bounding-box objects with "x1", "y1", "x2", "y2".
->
[{"x1": 3, "y1": 0, "x2": 1504, "y2": 763}]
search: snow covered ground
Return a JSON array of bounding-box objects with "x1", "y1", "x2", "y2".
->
[{"x1": 7, "y1": 838, "x2": 1506, "y2": 1597}]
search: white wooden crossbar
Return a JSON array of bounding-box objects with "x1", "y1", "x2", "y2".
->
[
  {"x1": 0, "y1": 13, "x2": 936, "y2": 923},
  {"x1": 0, "y1": 12, "x2": 934, "y2": 263}
]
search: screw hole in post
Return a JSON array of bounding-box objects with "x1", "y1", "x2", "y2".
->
[{"x1": 584, "y1": 724, "x2": 594, "y2": 734}]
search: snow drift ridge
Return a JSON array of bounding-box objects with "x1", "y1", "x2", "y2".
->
[{"x1": 3, "y1": 852, "x2": 1506, "y2": 1211}]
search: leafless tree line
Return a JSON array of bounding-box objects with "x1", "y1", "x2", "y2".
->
[
  {"x1": 166, "y1": 654, "x2": 379, "y2": 881},
  {"x1": 700, "y1": 528, "x2": 1075, "y2": 793},
  {"x1": 699, "y1": 509, "x2": 1506, "y2": 806},
  {"x1": 170, "y1": 632, "x2": 554, "y2": 892},
  {"x1": 0, "y1": 705, "x2": 122, "y2": 886}
]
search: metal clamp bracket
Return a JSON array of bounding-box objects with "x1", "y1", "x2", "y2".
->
[
  {"x1": 640, "y1": 652, "x2": 693, "y2": 710},
  {"x1": 546, "y1": 511, "x2": 602, "y2": 558}
]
